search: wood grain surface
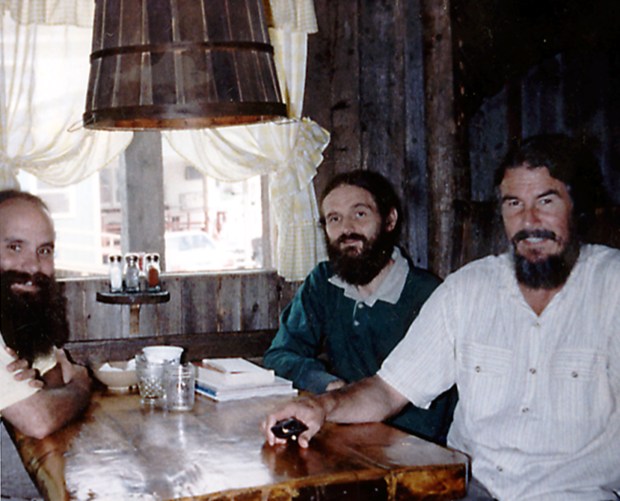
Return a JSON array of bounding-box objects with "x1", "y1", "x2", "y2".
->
[{"x1": 8, "y1": 391, "x2": 469, "y2": 500}]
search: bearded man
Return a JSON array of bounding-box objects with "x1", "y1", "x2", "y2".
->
[
  {"x1": 0, "y1": 190, "x2": 91, "y2": 440},
  {"x1": 263, "y1": 170, "x2": 457, "y2": 444},
  {"x1": 263, "y1": 135, "x2": 620, "y2": 500}
]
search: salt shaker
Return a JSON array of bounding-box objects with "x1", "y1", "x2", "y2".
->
[
  {"x1": 145, "y1": 253, "x2": 161, "y2": 291},
  {"x1": 108, "y1": 253, "x2": 123, "y2": 292},
  {"x1": 124, "y1": 253, "x2": 141, "y2": 292}
]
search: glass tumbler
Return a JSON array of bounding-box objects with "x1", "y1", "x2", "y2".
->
[
  {"x1": 164, "y1": 363, "x2": 195, "y2": 411},
  {"x1": 135, "y1": 352, "x2": 171, "y2": 408}
]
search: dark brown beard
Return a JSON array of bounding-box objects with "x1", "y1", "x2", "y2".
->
[
  {"x1": 0, "y1": 270, "x2": 69, "y2": 365},
  {"x1": 512, "y1": 230, "x2": 580, "y2": 289},
  {"x1": 326, "y1": 224, "x2": 396, "y2": 286}
]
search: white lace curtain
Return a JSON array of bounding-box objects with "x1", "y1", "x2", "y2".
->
[
  {"x1": 0, "y1": 0, "x2": 329, "y2": 280},
  {"x1": 164, "y1": 1, "x2": 330, "y2": 280},
  {"x1": 0, "y1": 0, "x2": 133, "y2": 188}
]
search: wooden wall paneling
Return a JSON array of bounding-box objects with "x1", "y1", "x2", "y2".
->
[
  {"x1": 561, "y1": 50, "x2": 620, "y2": 204},
  {"x1": 63, "y1": 277, "x2": 130, "y2": 340},
  {"x1": 520, "y1": 56, "x2": 564, "y2": 136},
  {"x1": 403, "y1": 0, "x2": 431, "y2": 268},
  {"x1": 61, "y1": 278, "x2": 93, "y2": 341},
  {"x1": 329, "y1": 0, "x2": 362, "y2": 174},
  {"x1": 238, "y1": 271, "x2": 278, "y2": 331},
  {"x1": 468, "y1": 87, "x2": 510, "y2": 203},
  {"x1": 179, "y1": 273, "x2": 222, "y2": 334},
  {"x1": 420, "y1": 0, "x2": 462, "y2": 277},
  {"x1": 152, "y1": 275, "x2": 183, "y2": 336},
  {"x1": 61, "y1": 273, "x2": 290, "y2": 365},
  {"x1": 303, "y1": 0, "x2": 334, "y2": 145},
  {"x1": 65, "y1": 330, "x2": 276, "y2": 366},
  {"x1": 608, "y1": 50, "x2": 620, "y2": 203},
  {"x1": 214, "y1": 273, "x2": 243, "y2": 332},
  {"x1": 358, "y1": 0, "x2": 405, "y2": 176},
  {"x1": 277, "y1": 279, "x2": 301, "y2": 314},
  {"x1": 305, "y1": 0, "x2": 361, "y2": 198}
]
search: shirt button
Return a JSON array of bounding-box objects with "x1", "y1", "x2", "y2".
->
[
  {"x1": 353, "y1": 320, "x2": 360, "y2": 327},
  {"x1": 496, "y1": 466, "x2": 503, "y2": 472},
  {"x1": 522, "y1": 407, "x2": 530, "y2": 413},
  {"x1": 571, "y1": 371, "x2": 579, "y2": 378},
  {"x1": 357, "y1": 303, "x2": 364, "y2": 309},
  {"x1": 475, "y1": 365, "x2": 481, "y2": 373},
  {"x1": 529, "y1": 368, "x2": 537, "y2": 374}
]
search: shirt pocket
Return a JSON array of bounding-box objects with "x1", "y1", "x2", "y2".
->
[
  {"x1": 550, "y1": 349, "x2": 610, "y2": 425},
  {"x1": 458, "y1": 342, "x2": 513, "y2": 419}
]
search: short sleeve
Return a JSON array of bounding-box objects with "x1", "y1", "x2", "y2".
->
[{"x1": 0, "y1": 345, "x2": 40, "y2": 414}]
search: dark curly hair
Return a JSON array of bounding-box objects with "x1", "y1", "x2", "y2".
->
[
  {"x1": 494, "y1": 134, "x2": 607, "y2": 237},
  {"x1": 319, "y1": 170, "x2": 403, "y2": 242}
]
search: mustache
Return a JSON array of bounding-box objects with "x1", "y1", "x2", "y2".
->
[
  {"x1": 512, "y1": 229, "x2": 557, "y2": 244},
  {"x1": 335, "y1": 233, "x2": 367, "y2": 245},
  {"x1": 0, "y1": 270, "x2": 52, "y2": 289}
]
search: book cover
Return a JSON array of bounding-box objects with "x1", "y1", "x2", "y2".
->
[
  {"x1": 194, "y1": 358, "x2": 275, "y2": 388},
  {"x1": 195, "y1": 376, "x2": 297, "y2": 402}
]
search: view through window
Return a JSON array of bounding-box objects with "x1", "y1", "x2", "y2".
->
[{"x1": 18, "y1": 142, "x2": 266, "y2": 277}]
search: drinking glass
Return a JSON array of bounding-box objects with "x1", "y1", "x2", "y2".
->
[
  {"x1": 164, "y1": 363, "x2": 196, "y2": 411},
  {"x1": 135, "y1": 352, "x2": 172, "y2": 408}
]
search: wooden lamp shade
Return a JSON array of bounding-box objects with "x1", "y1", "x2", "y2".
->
[{"x1": 83, "y1": 0, "x2": 287, "y2": 130}]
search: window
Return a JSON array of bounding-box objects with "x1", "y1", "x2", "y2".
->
[{"x1": 18, "y1": 142, "x2": 268, "y2": 277}]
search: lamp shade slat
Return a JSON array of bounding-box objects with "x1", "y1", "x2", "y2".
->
[{"x1": 83, "y1": 0, "x2": 286, "y2": 130}]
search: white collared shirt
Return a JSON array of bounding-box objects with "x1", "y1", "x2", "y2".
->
[{"x1": 379, "y1": 244, "x2": 620, "y2": 500}]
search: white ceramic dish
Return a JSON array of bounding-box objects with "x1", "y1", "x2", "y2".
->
[{"x1": 92, "y1": 359, "x2": 138, "y2": 392}]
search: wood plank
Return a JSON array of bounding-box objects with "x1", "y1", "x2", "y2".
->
[
  {"x1": 359, "y1": 0, "x2": 405, "y2": 177},
  {"x1": 403, "y1": 0, "x2": 432, "y2": 269},
  {"x1": 60, "y1": 272, "x2": 290, "y2": 343},
  {"x1": 8, "y1": 393, "x2": 468, "y2": 500},
  {"x1": 421, "y1": 0, "x2": 460, "y2": 278},
  {"x1": 65, "y1": 330, "x2": 277, "y2": 366}
]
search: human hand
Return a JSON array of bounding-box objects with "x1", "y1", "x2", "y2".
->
[
  {"x1": 56, "y1": 349, "x2": 90, "y2": 390},
  {"x1": 4, "y1": 347, "x2": 44, "y2": 389},
  {"x1": 261, "y1": 396, "x2": 327, "y2": 448}
]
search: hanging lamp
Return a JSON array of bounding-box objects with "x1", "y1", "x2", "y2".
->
[{"x1": 83, "y1": 0, "x2": 287, "y2": 130}]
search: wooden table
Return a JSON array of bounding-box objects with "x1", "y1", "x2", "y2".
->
[{"x1": 8, "y1": 391, "x2": 469, "y2": 500}]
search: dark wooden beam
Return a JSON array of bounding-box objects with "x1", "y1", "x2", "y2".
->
[{"x1": 421, "y1": 0, "x2": 462, "y2": 277}]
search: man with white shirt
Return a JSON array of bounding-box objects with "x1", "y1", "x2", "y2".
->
[
  {"x1": 1, "y1": 190, "x2": 91, "y2": 439},
  {"x1": 263, "y1": 170, "x2": 457, "y2": 444},
  {"x1": 263, "y1": 135, "x2": 620, "y2": 500}
]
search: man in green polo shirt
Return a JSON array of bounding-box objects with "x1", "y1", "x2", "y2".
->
[{"x1": 263, "y1": 170, "x2": 456, "y2": 444}]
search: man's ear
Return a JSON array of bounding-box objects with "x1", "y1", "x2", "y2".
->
[{"x1": 385, "y1": 207, "x2": 398, "y2": 232}]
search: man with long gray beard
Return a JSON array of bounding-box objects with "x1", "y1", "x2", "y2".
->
[
  {"x1": 263, "y1": 135, "x2": 620, "y2": 500},
  {"x1": 0, "y1": 190, "x2": 91, "y2": 439},
  {"x1": 263, "y1": 170, "x2": 457, "y2": 444}
]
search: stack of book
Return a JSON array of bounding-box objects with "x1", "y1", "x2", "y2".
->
[{"x1": 194, "y1": 358, "x2": 297, "y2": 402}]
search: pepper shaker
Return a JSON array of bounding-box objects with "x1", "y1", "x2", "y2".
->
[{"x1": 124, "y1": 253, "x2": 141, "y2": 292}]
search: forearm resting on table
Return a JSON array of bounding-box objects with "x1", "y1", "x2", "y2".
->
[
  {"x1": 263, "y1": 375, "x2": 408, "y2": 448},
  {"x1": 3, "y1": 364, "x2": 92, "y2": 439},
  {"x1": 321, "y1": 375, "x2": 408, "y2": 424}
]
